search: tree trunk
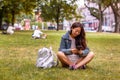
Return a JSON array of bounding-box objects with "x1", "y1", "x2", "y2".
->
[
  {"x1": 0, "y1": 10, "x2": 3, "y2": 30},
  {"x1": 97, "y1": 4, "x2": 103, "y2": 32},
  {"x1": 0, "y1": 7, "x2": 4, "y2": 30},
  {"x1": 11, "y1": 10, "x2": 15, "y2": 26},
  {"x1": 110, "y1": 2, "x2": 120, "y2": 33},
  {"x1": 56, "y1": 20, "x2": 59, "y2": 31},
  {"x1": 56, "y1": 5, "x2": 60, "y2": 31},
  {"x1": 114, "y1": 16, "x2": 120, "y2": 33},
  {"x1": 97, "y1": 11, "x2": 103, "y2": 32}
]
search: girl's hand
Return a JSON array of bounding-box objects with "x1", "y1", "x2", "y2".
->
[
  {"x1": 71, "y1": 48, "x2": 83, "y2": 55},
  {"x1": 71, "y1": 48, "x2": 79, "y2": 54}
]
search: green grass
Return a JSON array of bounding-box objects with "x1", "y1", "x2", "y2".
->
[{"x1": 0, "y1": 30, "x2": 120, "y2": 80}]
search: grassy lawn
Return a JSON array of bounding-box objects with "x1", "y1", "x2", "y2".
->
[{"x1": 0, "y1": 30, "x2": 120, "y2": 80}]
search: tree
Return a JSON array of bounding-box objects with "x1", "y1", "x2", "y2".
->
[
  {"x1": 0, "y1": 0, "x2": 8, "y2": 29},
  {"x1": 85, "y1": 0, "x2": 110, "y2": 32},
  {"x1": 7, "y1": 0, "x2": 23, "y2": 25},
  {"x1": 8, "y1": 0, "x2": 36, "y2": 25},
  {"x1": 85, "y1": 0, "x2": 120, "y2": 33},
  {"x1": 37, "y1": 0, "x2": 78, "y2": 31},
  {"x1": 0, "y1": 0, "x2": 36, "y2": 29},
  {"x1": 110, "y1": 0, "x2": 120, "y2": 33}
]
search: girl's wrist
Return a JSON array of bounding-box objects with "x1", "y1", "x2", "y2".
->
[{"x1": 79, "y1": 50, "x2": 83, "y2": 55}]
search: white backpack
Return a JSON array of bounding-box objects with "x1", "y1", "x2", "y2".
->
[{"x1": 36, "y1": 47, "x2": 58, "y2": 69}]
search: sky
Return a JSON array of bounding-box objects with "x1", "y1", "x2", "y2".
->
[
  {"x1": 67, "y1": 0, "x2": 84, "y2": 7},
  {"x1": 76, "y1": 0, "x2": 85, "y2": 7}
]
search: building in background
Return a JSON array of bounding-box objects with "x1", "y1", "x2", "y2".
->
[
  {"x1": 102, "y1": 7, "x2": 115, "y2": 32},
  {"x1": 63, "y1": 18, "x2": 71, "y2": 31},
  {"x1": 79, "y1": 1, "x2": 115, "y2": 32},
  {"x1": 78, "y1": 3, "x2": 99, "y2": 32},
  {"x1": 24, "y1": 19, "x2": 31, "y2": 30}
]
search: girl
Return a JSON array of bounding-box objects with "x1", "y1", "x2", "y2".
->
[{"x1": 57, "y1": 22, "x2": 94, "y2": 70}]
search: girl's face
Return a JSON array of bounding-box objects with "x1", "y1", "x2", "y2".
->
[{"x1": 71, "y1": 27, "x2": 81, "y2": 38}]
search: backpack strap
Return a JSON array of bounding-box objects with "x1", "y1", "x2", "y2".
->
[{"x1": 50, "y1": 50, "x2": 59, "y2": 66}]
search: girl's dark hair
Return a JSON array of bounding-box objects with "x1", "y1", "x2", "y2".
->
[{"x1": 70, "y1": 22, "x2": 87, "y2": 50}]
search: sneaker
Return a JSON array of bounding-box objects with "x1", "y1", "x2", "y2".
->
[
  {"x1": 80, "y1": 65, "x2": 86, "y2": 69},
  {"x1": 69, "y1": 65, "x2": 74, "y2": 70},
  {"x1": 69, "y1": 65, "x2": 76, "y2": 70}
]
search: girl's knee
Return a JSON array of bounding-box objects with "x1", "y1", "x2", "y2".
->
[
  {"x1": 57, "y1": 51, "x2": 64, "y2": 57},
  {"x1": 88, "y1": 51, "x2": 94, "y2": 58}
]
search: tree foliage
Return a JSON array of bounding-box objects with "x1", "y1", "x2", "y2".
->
[
  {"x1": 0, "y1": 0, "x2": 36, "y2": 29},
  {"x1": 37, "y1": 0, "x2": 78, "y2": 31}
]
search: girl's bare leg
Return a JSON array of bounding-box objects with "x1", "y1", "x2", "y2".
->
[
  {"x1": 75, "y1": 52, "x2": 94, "y2": 69},
  {"x1": 57, "y1": 51, "x2": 73, "y2": 67}
]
